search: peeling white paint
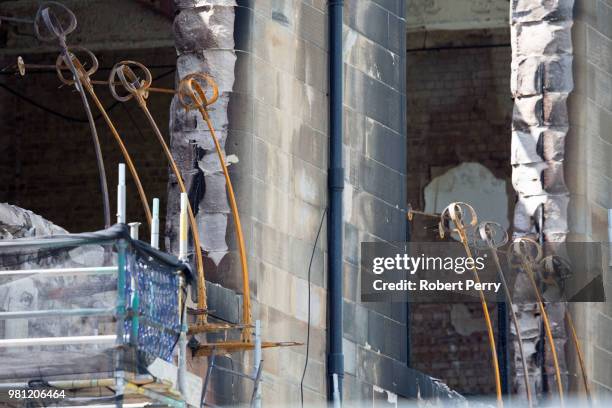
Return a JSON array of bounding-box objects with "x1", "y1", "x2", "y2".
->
[
  {"x1": 450, "y1": 304, "x2": 483, "y2": 336},
  {"x1": 424, "y1": 162, "x2": 509, "y2": 231}
]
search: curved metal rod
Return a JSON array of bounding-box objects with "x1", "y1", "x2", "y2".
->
[
  {"x1": 478, "y1": 222, "x2": 533, "y2": 407},
  {"x1": 179, "y1": 73, "x2": 251, "y2": 340},
  {"x1": 0, "y1": 15, "x2": 35, "y2": 25},
  {"x1": 440, "y1": 202, "x2": 503, "y2": 406},
  {"x1": 509, "y1": 238, "x2": 564, "y2": 406},
  {"x1": 540, "y1": 255, "x2": 592, "y2": 405},
  {"x1": 53, "y1": 49, "x2": 152, "y2": 226},
  {"x1": 108, "y1": 61, "x2": 207, "y2": 320},
  {"x1": 34, "y1": 3, "x2": 111, "y2": 228}
]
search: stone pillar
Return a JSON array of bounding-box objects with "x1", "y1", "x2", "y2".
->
[
  {"x1": 167, "y1": 0, "x2": 237, "y2": 280},
  {"x1": 510, "y1": 0, "x2": 573, "y2": 401}
]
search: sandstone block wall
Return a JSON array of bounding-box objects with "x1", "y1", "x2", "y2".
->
[
  {"x1": 568, "y1": 0, "x2": 612, "y2": 397},
  {"x1": 178, "y1": 0, "x2": 411, "y2": 405}
]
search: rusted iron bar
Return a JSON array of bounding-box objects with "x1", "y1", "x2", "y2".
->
[{"x1": 440, "y1": 202, "x2": 503, "y2": 406}]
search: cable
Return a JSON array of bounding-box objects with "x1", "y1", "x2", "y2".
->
[
  {"x1": 300, "y1": 208, "x2": 327, "y2": 408},
  {"x1": 0, "y1": 82, "x2": 87, "y2": 122},
  {"x1": 0, "y1": 64, "x2": 177, "y2": 75},
  {"x1": 0, "y1": 68, "x2": 175, "y2": 123},
  {"x1": 121, "y1": 102, "x2": 147, "y2": 140}
]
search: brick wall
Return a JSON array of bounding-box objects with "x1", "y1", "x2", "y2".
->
[
  {"x1": 406, "y1": 30, "x2": 514, "y2": 396},
  {"x1": 0, "y1": 48, "x2": 176, "y2": 238},
  {"x1": 407, "y1": 42, "x2": 514, "y2": 211}
]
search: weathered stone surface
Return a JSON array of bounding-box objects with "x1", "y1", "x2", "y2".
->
[
  {"x1": 587, "y1": 61, "x2": 612, "y2": 112},
  {"x1": 513, "y1": 56, "x2": 574, "y2": 96},
  {"x1": 512, "y1": 92, "x2": 571, "y2": 129},
  {"x1": 169, "y1": 1, "x2": 236, "y2": 270},
  {"x1": 542, "y1": 92, "x2": 570, "y2": 126},
  {"x1": 512, "y1": 0, "x2": 574, "y2": 23},
  {"x1": 345, "y1": 27, "x2": 402, "y2": 90},
  {"x1": 0, "y1": 203, "x2": 66, "y2": 238},
  {"x1": 541, "y1": 161, "x2": 568, "y2": 193},
  {"x1": 296, "y1": 2, "x2": 326, "y2": 49},
  {"x1": 589, "y1": 135, "x2": 612, "y2": 180},
  {"x1": 345, "y1": 65, "x2": 404, "y2": 133},
  {"x1": 359, "y1": 158, "x2": 404, "y2": 207},
  {"x1": 512, "y1": 126, "x2": 568, "y2": 167},
  {"x1": 514, "y1": 21, "x2": 573, "y2": 57},
  {"x1": 510, "y1": 1, "x2": 573, "y2": 396},
  {"x1": 294, "y1": 38, "x2": 328, "y2": 93},
  {"x1": 512, "y1": 161, "x2": 549, "y2": 196},
  {"x1": 364, "y1": 118, "x2": 405, "y2": 173},
  {"x1": 175, "y1": 0, "x2": 236, "y2": 8},
  {"x1": 513, "y1": 95, "x2": 544, "y2": 129},
  {"x1": 587, "y1": 26, "x2": 612, "y2": 76},
  {"x1": 540, "y1": 129, "x2": 568, "y2": 161},
  {"x1": 174, "y1": 8, "x2": 218, "y2": 51},
  {"x1": 346, "y1": 0, "x2": 390, "y2": 48},
  {"x1": 176, "y1": 52, "x2": 237, "y2": 93},
  {"x1": 513, "y1": 195, "x2": 546, "y2": 235},
  {"x1": 542, "y1": 194, "x2": 570, "y2": 235},
  {"x1": 407, "y1": 0, "x2": 508, "y2": 31}
]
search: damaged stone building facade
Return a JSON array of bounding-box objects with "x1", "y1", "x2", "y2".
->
[
  {"x1": 407, "y1": 0, "x2": 612, "y2": 404},
  {"x1": 1, "y1": 0, "x2": 429, "y2": 406},
  {"x1": 407, "y1": 0, "x2": 515, "y2": 396},
  {"x1": 1, "y1": 0, "x2": 612, "y2": 406}
]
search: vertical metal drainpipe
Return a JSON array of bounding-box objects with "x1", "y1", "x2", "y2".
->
[
  {"x1": 497, "y1": 303, "x2": 510, "y2": 395},
  {"x1": 327, "y1": 0, "x2": 344, "y2": 402}
]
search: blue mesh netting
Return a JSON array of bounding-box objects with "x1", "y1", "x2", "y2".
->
[{"x1": 125, "y1": 246, "x2": 182, "y2": 362}]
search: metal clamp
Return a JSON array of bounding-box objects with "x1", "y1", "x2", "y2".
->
[
  {"x1": 509, "y1": 237, "x2": 543, "y2": 265},
  {"x1": 34, "y1": 2, "x2": 77, "y2": 43},
  {"x1": 178, "y1": 73, "x2": 219, "y2": 110},
  {"x1": 439, "y1": 202, "x2": 477, "y2": 239},
  {"x1": 539, "y1": 255, "x2": 572, "y2": 290},
  {"x1": 55, "y1": 46, "x2": 99, "y2": 85},
  {"x1": 109, "y1": 61, "x2": 153, "y2": 102},
  {"x1": 477, "y1": 221, "x2": 508, "y2": 249}
]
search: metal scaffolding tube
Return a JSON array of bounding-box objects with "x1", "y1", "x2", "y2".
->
[
  {"x1": 0, "y1": 335, "x2": 117, "y2": 347},
  {"x1": 0, "y1": 378, "x2": 116, "y2": 390},
  {"x1": 0, "y1": 308, "x2": 115, "y2": 319},
  {"x1": 0, "y1": 266, "x2": 118, "y2": 277}
]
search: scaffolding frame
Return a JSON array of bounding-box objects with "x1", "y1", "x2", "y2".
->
[{"x1": 0, "y1": 164, "x2": 190, "y2": 408}]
